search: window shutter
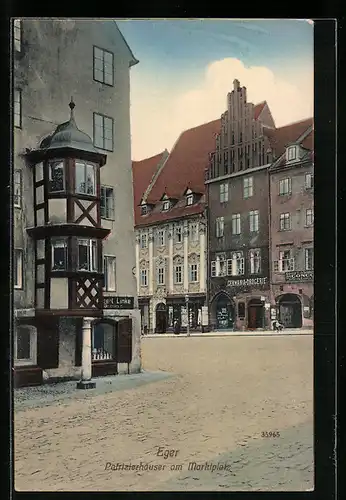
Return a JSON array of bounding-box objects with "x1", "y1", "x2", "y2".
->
[
  {"x1": 231, "y1": 254, "x2": 237, "y2": 275},
  {"x1": 211, "y1": 261, "x2": 216, "y2": 277},
  {"x1": 37, "y1": 318, "x2": 59, "y2": 369},
  {"x1": 117, "y1": 318, "x2": 133, "y2": 363}
]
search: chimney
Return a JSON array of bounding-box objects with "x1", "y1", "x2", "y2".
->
[{"x1": 233, "y1": 79, "x2": 240, "y2": 91}]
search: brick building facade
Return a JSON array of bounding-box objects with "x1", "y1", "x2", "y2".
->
[
  {"x1": 205, "y1": 79, "x2": 313, "y2": 331},
  {"x1": 269, "y1": 125, "x2": 314, "y2": 328}
]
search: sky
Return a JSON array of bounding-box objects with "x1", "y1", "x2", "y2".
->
[{"x1": 117, "y1": 19, "x2": 314, "y2": 161}]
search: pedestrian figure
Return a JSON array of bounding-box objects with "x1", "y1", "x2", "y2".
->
[
  {"x1": 173, "y1": 319, "x2": 181, "y2": 335},
  {"x1": 273, "y1": 320, "x2": 284, "y2": 332}
]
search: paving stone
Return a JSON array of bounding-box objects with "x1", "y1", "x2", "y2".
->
[{"x1": 14, "y1": 335, "x2": 313, "y2": 492}]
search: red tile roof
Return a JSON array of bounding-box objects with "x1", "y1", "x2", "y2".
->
[
  {"x1": 254, "y1": 101, "x2": 266, "y2": 120},
  {"x1": 132, "y1": 151, "x2": 167, "y2": 225},
  {"x1": 146, "y1": 118, "x2": 221, "y2": 203},
  {"x1": 139, "y1": 201, "x2": 205, "y2": 227},
  {"x1": 264, "y1": 118, "x2": 313, "y2": 157}
]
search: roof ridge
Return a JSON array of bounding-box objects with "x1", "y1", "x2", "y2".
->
[{"x1": 276, "y1": 117, "x2": 313, "y2": 129}]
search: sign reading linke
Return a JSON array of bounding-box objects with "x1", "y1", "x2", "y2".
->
[
  {"x1": 103, "y1": 296, "x2": 134, "y2": 309},
  {"x1": 227, "y1": 277, "x2": 267, "y2": 287}
]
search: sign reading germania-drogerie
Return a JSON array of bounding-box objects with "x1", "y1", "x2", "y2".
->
[{"x1": 227, "y1": 277, "x2": 268, "y2": 287}]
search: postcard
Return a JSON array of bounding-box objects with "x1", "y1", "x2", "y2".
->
[{"x1": 12, "y1": 18, "x2": 324, "y2": 493}]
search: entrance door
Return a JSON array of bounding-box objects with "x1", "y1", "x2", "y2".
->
[
  {"x1": 215, "y1": 295, "x2": 233, "y2": 330},
  {"x1": 155, "y1": 303, "x2": 167, "y2": 333},
  {"x1": 278, "y1": 294, "x2": 302, "y2": 328},
  {"x1": 247, "y1": 299, "x2": 264, "y2": 329}
]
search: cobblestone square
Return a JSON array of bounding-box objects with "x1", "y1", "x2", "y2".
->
[{"x1": 14, "y1": 334, "x2": 313, "y2": 491}]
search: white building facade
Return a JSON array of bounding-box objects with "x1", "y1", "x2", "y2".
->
[{"x1": 13, "y1": 19, "x2": 141, "y2": 387}]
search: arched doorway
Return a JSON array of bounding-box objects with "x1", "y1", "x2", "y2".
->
[
  {"x1": 155, "y1": 302, "x2": 167, "y2": 333},
  {"x1": 277, "y1": 294, "x2": 302, "y2": 328},
  {"x1": 247, "y1": 298, "x2": 264, "y2": 329},
  {"x1": 212, "y1": 293, "x2": 234, "y2": 330}
]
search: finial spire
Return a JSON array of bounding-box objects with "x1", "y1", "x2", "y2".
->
[{"x1": 68, "y1": 97, "x2": 76, "y2": 123}]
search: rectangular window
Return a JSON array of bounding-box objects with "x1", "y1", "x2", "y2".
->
[
  {"x1": 93, "y1": 46, "x2": 114, "y2": 86},
  {"x1": 75, "y1": 161, "x2": 96, "y2": 196},
  {"x1": 232, "y1": 214, "x2": 241, "y2": 235},
  {"x1": 14, "y1": 89, "x2": 22, "y2": 128},
  {"x1": 157, "y1": 230, "x2": 165, "y2": 247},
  {"x1": 215, "y1": 255, "x2": 226, "y2": 277},
  {"x1": 305, "y1": 173, "x2": 314, "y2": 189},
  {"x1": 51, "y1": 238, "x2": 68, "y2": 271},
  {"x1": 157, "y1": 266, "x2": 165, "y2": 285},
  {"x1": 279, "y1": 178, "x2": 292, "y2": 195},
  {"x1": 186, "y1": 194, "x2": 194, "y2": 206},
  {"x1": 174, "y1": 265, "x2": 183, "y2": 284},
  {"x1": 279, "y1": 213, "x2": 291, "y2": 231},
  {"x1": 287, "y1": 146, "x2": 297, "y2": 161},
  {"x1": 243, "y1": 176, "x2": 253, "y2": 198},
  {"x1": 104, "y1": 256, "x2": 116, "y2": 291},
  {"x1": 216, "y1": 217, "x2": 224, "y2": 238},
  {"x1": 13, "y1": 19, "x2": 22, "y2": 52},
  {"x1": 249, "y1": 249, "x2": 261, "y2": 274},
  {"x1": 141, "y1": 204, "x2": 148, "y2": 215},
  {"x1": 14, "y1": 249, "x2": 23, "y2": 289},
  {"x1": 189, "y1": 223, "x2": 198, "y2": 242},
  {"x1": 49, "y1": 160, "x2": 65, "y2": 193},
  {"x1": 189, "y1": 264, "x2": 198, "y2": 282},
  {"x1": 249, "y1": 210, "x2": 259, "y2": 232},
  {"x1": 175, "y1": 225, "x2": 182, "y2": 243},
  {"x1": 305, "y1": 248, "x2": 314, "y2": 271},
  {"x1": 14, "y1": 170, "x2": 22, "y2": 208},
  {"x1": 211, "y1": 261, "x2": 216, "y2": 277},
  {"x1": 140, "y1": 269, "x2": 148, "y2": 286},
  {"x1": 219, "y1": 183, "x2": 229, "y2": 203},
  {"x1": 93, "y1": 112, "x2": 114, "y2": 152},
  {"x1": 77, "y1": 239, "x2": 98, "y2": 272},
  {"x1": 100, "y1": 186, "x2": 114, "y2": 219},
  {"x1": 275, "y1": 250, "x2": 295, "y2": 272},
  {"x1": 140, "y1": 233, "x2": 148, "y2": 249},
  {"x1": 231, "y1": 251, "x2": 244, "y2": 276},
  {"x1": 306, "y1": 209, "x2": 314, "y2": 226},
  {"x1": 162, "y1": 200, "x2": 170, "y2": 211},
  {"x1": 227, "y1": 258, "x2": 232, "y2": 276},
  {"x1": 16, "y1": 327, "x2": 31, "y2": 360}
]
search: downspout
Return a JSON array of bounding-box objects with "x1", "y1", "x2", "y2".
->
[
  {"x1": 205, "y1": 180, "x2": 210, "y2": 332},
  {"x1": 268, "y1": 163, "x2": 273, "y2": 330}
]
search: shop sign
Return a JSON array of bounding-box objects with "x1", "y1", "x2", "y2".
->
[
  {"x1": 201, "y1": 306, "x2": 208, "y2": 326},
  {"x1": 181, "y1": 306, "x2": 188, "y2": 327},
  {"x1": 103, "y1": 296, "x2": 134, "y2": 309},
  {"x1": 285, "y1": 271, "x2": 313, "y2": 283},
  {"x1": 270, "y1": 308, "x2": 277, "y2": 319},
  {"x1": 227, "y1": 277, "x2": 268, "y2": 287}
]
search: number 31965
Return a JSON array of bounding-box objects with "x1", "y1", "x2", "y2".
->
[{"x1": 261, "y1": 431, "x2": 280, "y2": 438}]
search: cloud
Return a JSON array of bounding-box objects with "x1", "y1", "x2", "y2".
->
[{"x1": 130, "y1": 57, "x2": 313, "y2": 161}]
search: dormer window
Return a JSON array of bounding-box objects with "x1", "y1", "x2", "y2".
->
[
  {"x1": 287, "y1": 146, "x2": 297, "y2": 162},
  {"x1": 162, "y1": 200, "x2": 170, "y2": 212},
  {"x1": 141, "y1": 205, "x2": 148, "y2": 215},
  {"x1": 186, "y1": 194, "x2": 194, "y2": 206}
]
